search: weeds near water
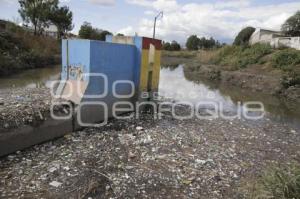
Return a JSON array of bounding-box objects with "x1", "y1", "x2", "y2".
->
[
  {"x1": 242, "y1": 163, "x2": 300, "y2": 199},
  {"x1": 272, "y1": 49, "x2": 300, "y2": 71},
  {"x1": 213, "y1": 44, "x2": 273, "y2": 69}
]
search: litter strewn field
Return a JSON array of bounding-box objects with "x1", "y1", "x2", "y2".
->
[{"x1": 0, "y1": 101, "x2": 299, "y2": 198}]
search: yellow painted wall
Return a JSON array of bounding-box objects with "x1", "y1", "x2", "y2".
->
[{"x1": 139, "y1": 49, "x2": 161, "y2": 93}]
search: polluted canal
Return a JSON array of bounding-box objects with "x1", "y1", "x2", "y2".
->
[{"x1": 0, "y1": 64, "x2": 300, "y2": 198}]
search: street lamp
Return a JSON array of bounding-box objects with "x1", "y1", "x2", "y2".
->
[{"x1": 153, "y1": 11, "x2": 163, "y2": 39}]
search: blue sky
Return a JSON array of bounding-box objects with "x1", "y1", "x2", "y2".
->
[{"x1": 0, "y1": 0, "x2": 299, "y2": 43}]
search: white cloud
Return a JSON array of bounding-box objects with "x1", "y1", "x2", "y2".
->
[
  {"x1": 144, "y1": 10, "x2": 155, "y2": 16},
  {"x1": 127, "y1": 0, "x2": 178, "y2": 12},
  {"x1": 0, "y1": 0, "x2": 17, "y2": 5},
  {"x1": 122, "y1": 0, "x2": 300, "y2": 44},
  {"x1": 88, "y1": 0, "x2": 115, "y2": 6},
  {"x1": 126, "y1": 0, "x2": 152, "y2": 7},
  {"x1": 118, "y1": 26, "x2": 135, "y2": 36}
]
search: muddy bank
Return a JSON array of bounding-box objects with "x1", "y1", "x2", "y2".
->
[
  {"x1": 162, "y1": 55, "x2": 300, "y2": 103},
  {"x1": 0, "y1": 104, "x2": 299, "y2": 198}
]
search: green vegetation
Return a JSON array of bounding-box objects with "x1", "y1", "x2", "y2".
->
[
  {"x1": 242, "y1": 163, "x2": 300, "y2": 199},
  {"x1": 186, "y1": 35, "x2": 222, "y2": 50},
  {"x1": 214, "y1": 44, "x2": 273, "y2": 69},
  {"x1": 282, "y1": 11, "x2": 300, "y2": 37},
  {"x1": 78, "y1": 22, "x2": 112, "y2": 41},
  {"x1": 164, "y1": 42, "x2": 300, "y2": 89},
  {"x1": 18, "y1": 0, "x2": 73, "y2": 38},
  {"x1": 0, "y1": 21, "x2": 60, "y2": 76},
  {"x1": 233, "y1": 26, "x2": 256, "y2": 46},
  {"x1": 186, "y1": 35, "x2": 199, "y2": 50},
  {"x1": 49, "y1": 6, "x2": 73, "y2": 39},
  {"x1": 162, "y1": 41, "x2": 181, "y2": 51},
  {"x1": 281, "y1": 73, "x2": 300, "y2": 88},
  {"x1": 162, "y1": 50, "x2": 197, "y2": 58},
  {"x1": 272, "y1": 49, "x2": 300, "y2": 70}
]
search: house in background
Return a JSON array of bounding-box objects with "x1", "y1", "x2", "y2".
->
[
  {"x1": 249, "y1": 28, "x2": 300, "y2": 50},
  {"x1": 43, "y1": 24, "x2": 58, "y2": 38},
  {"x1": 22, "y1": 23, "x2": 58, "y2": 38}
]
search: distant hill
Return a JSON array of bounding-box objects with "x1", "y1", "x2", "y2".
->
[{"x1": 0, "y1": 20, "x2": 60, "y2": 76}]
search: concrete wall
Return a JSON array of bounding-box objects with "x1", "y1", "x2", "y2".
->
[
  {"x1": 249, "y1": 29, "x2": 278, "y2": 45},
  {"x1": 106, "y1": 36, "x2": 162, "y2": 99},
  {"x1": 250, "y1": 29, "x2": 300, "y2": 50},
  {"x1": 270, "y1": 37, "x2": 300, "y2": 50}
]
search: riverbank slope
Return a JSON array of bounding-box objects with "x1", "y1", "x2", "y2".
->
[
  {"x1": 162, "y1": 46, "x2": 300, "y2": 103},
  {"x1": 0, "y1": 20, "x2": 60, "y2": 76}
]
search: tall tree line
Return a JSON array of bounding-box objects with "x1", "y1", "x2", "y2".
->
[{"x1": 186, "y1": 35, "x2": 223, "y2": 50}]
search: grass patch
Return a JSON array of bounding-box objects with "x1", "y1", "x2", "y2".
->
[
  {"x1": 213, "y1": 44, "x2": 273, "y2": 69},
  {"x1": 242, "y1": 163, "x2": 300, "y2": 199},
  {"x1": 162, "y1": 50, "x2": 197, "y2": 58}
]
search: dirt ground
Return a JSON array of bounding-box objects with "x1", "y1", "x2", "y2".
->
[{"x1": 0, "y1": 104, "x2": 299, "y2": 198}]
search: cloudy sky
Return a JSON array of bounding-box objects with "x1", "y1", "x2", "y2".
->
[{"x1": 0, "y1": 0, "x2": 299, "y2": 43}]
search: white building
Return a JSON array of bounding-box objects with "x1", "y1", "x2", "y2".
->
[
  {"x1": 22, "y1": 23, "x2": 58, "y2": 38},
  {"x1": 44, "y1": 24, "x2": 58, "y2": 38},
  {"x1": 249, "y1": 28, "x2": 300, "y2": 50}
]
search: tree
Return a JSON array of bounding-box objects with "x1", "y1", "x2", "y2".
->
[
  {"x1": 162, "y1": 42, "x2": 171, "y2": 50},
  {"x1": 99, "y1": 30, "x2": 112, "y2": 41},
  {"x1": 282, "y1": 11, "x2": 300, "y2": 37},
  {"x1": 170, "y1": 40, "x2": 181, "y2": 51},
  {"x1": 49, "y1": 6, "x2": 73, "y2": 39},
  {"x1": 186, "y1": 35, "x2": 200, "y2": 50},
  {"x1": 78, "y1": 22, "x2": 112, "y2": 41},
  {"x1": 18, "y1": 0, "x2": 59, "y2": 35},
  {"x1": 162, "y1": 41, "x2": 181, "y2": 51},
  {"x1": 233, "y1": 26, "x2": 255, "y2": 46},
  {"x1": 116, "y1": 33, "x2": 124, "y2": 36},
  {"x1": 198, "y1": 37, "x2": 219, "y2": 49},
  {"x1": 78, "y1": 22, "x2": 94, "y2": 39}
]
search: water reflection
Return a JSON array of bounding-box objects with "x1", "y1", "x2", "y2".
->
[
  {"x1": 0, "y1": 66, "x2": 60, "y2": 89},
  {"x1": 0, "y1": 64, "x2": 299, "y2": 127},
  {"x1": 159, "y1": 65, "x2": 300, "y2": 127}
]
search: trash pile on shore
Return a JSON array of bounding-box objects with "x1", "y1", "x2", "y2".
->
[
  {"x1": 0, "y1": 88, "x2": 71, "y2": 133},
  {"x1": 0, "y1": 104, "x2": 299, "y2": 198},
  {"x1": 0, "y1": 88, "x2": 52, "y2": 132}
]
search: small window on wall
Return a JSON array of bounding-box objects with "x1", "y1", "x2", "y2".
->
[{"x1": 148, "y1": 44, "x2": 155, "y2": 66}]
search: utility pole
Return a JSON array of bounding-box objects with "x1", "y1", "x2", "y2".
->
[{"x1": 153, "y1": 11, "x2": 163, "y2": 39}]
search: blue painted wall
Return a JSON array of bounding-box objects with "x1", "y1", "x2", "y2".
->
[
  {"x1": 61, "y1": 39, "x2": 91, "y2": 82},
  {"x1": 62, "y1": 39, "x2": 139, "y2": 102},
  {"x1": 86, "y1": 40, "x2": 137, "y2": 100},
  {"x1": 105, "y1": 35, "x2": 142, "y2": 90}
]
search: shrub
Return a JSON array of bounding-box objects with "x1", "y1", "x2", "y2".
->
[
  {"x1": 272, "y1": 49, "x2": 300, "y2": 70},
  {"x1": 281, "y1": 72, "x2": 300, "y2": 88},
  {"x1": 243, "y1": 163, "x2": 300, "y2": 199},
  {"x1": 0, "y1": 20, "x2": 60, "y2": 76},
  {"x1": 238, "y1": 43, "x2": 273, "y2": 67},
  {"x1": 214, "y1": 44, "x2": 272, "y2": 69},
  {"x1": 233, "y1": 27, "x2": 256, "y2": 46}
]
